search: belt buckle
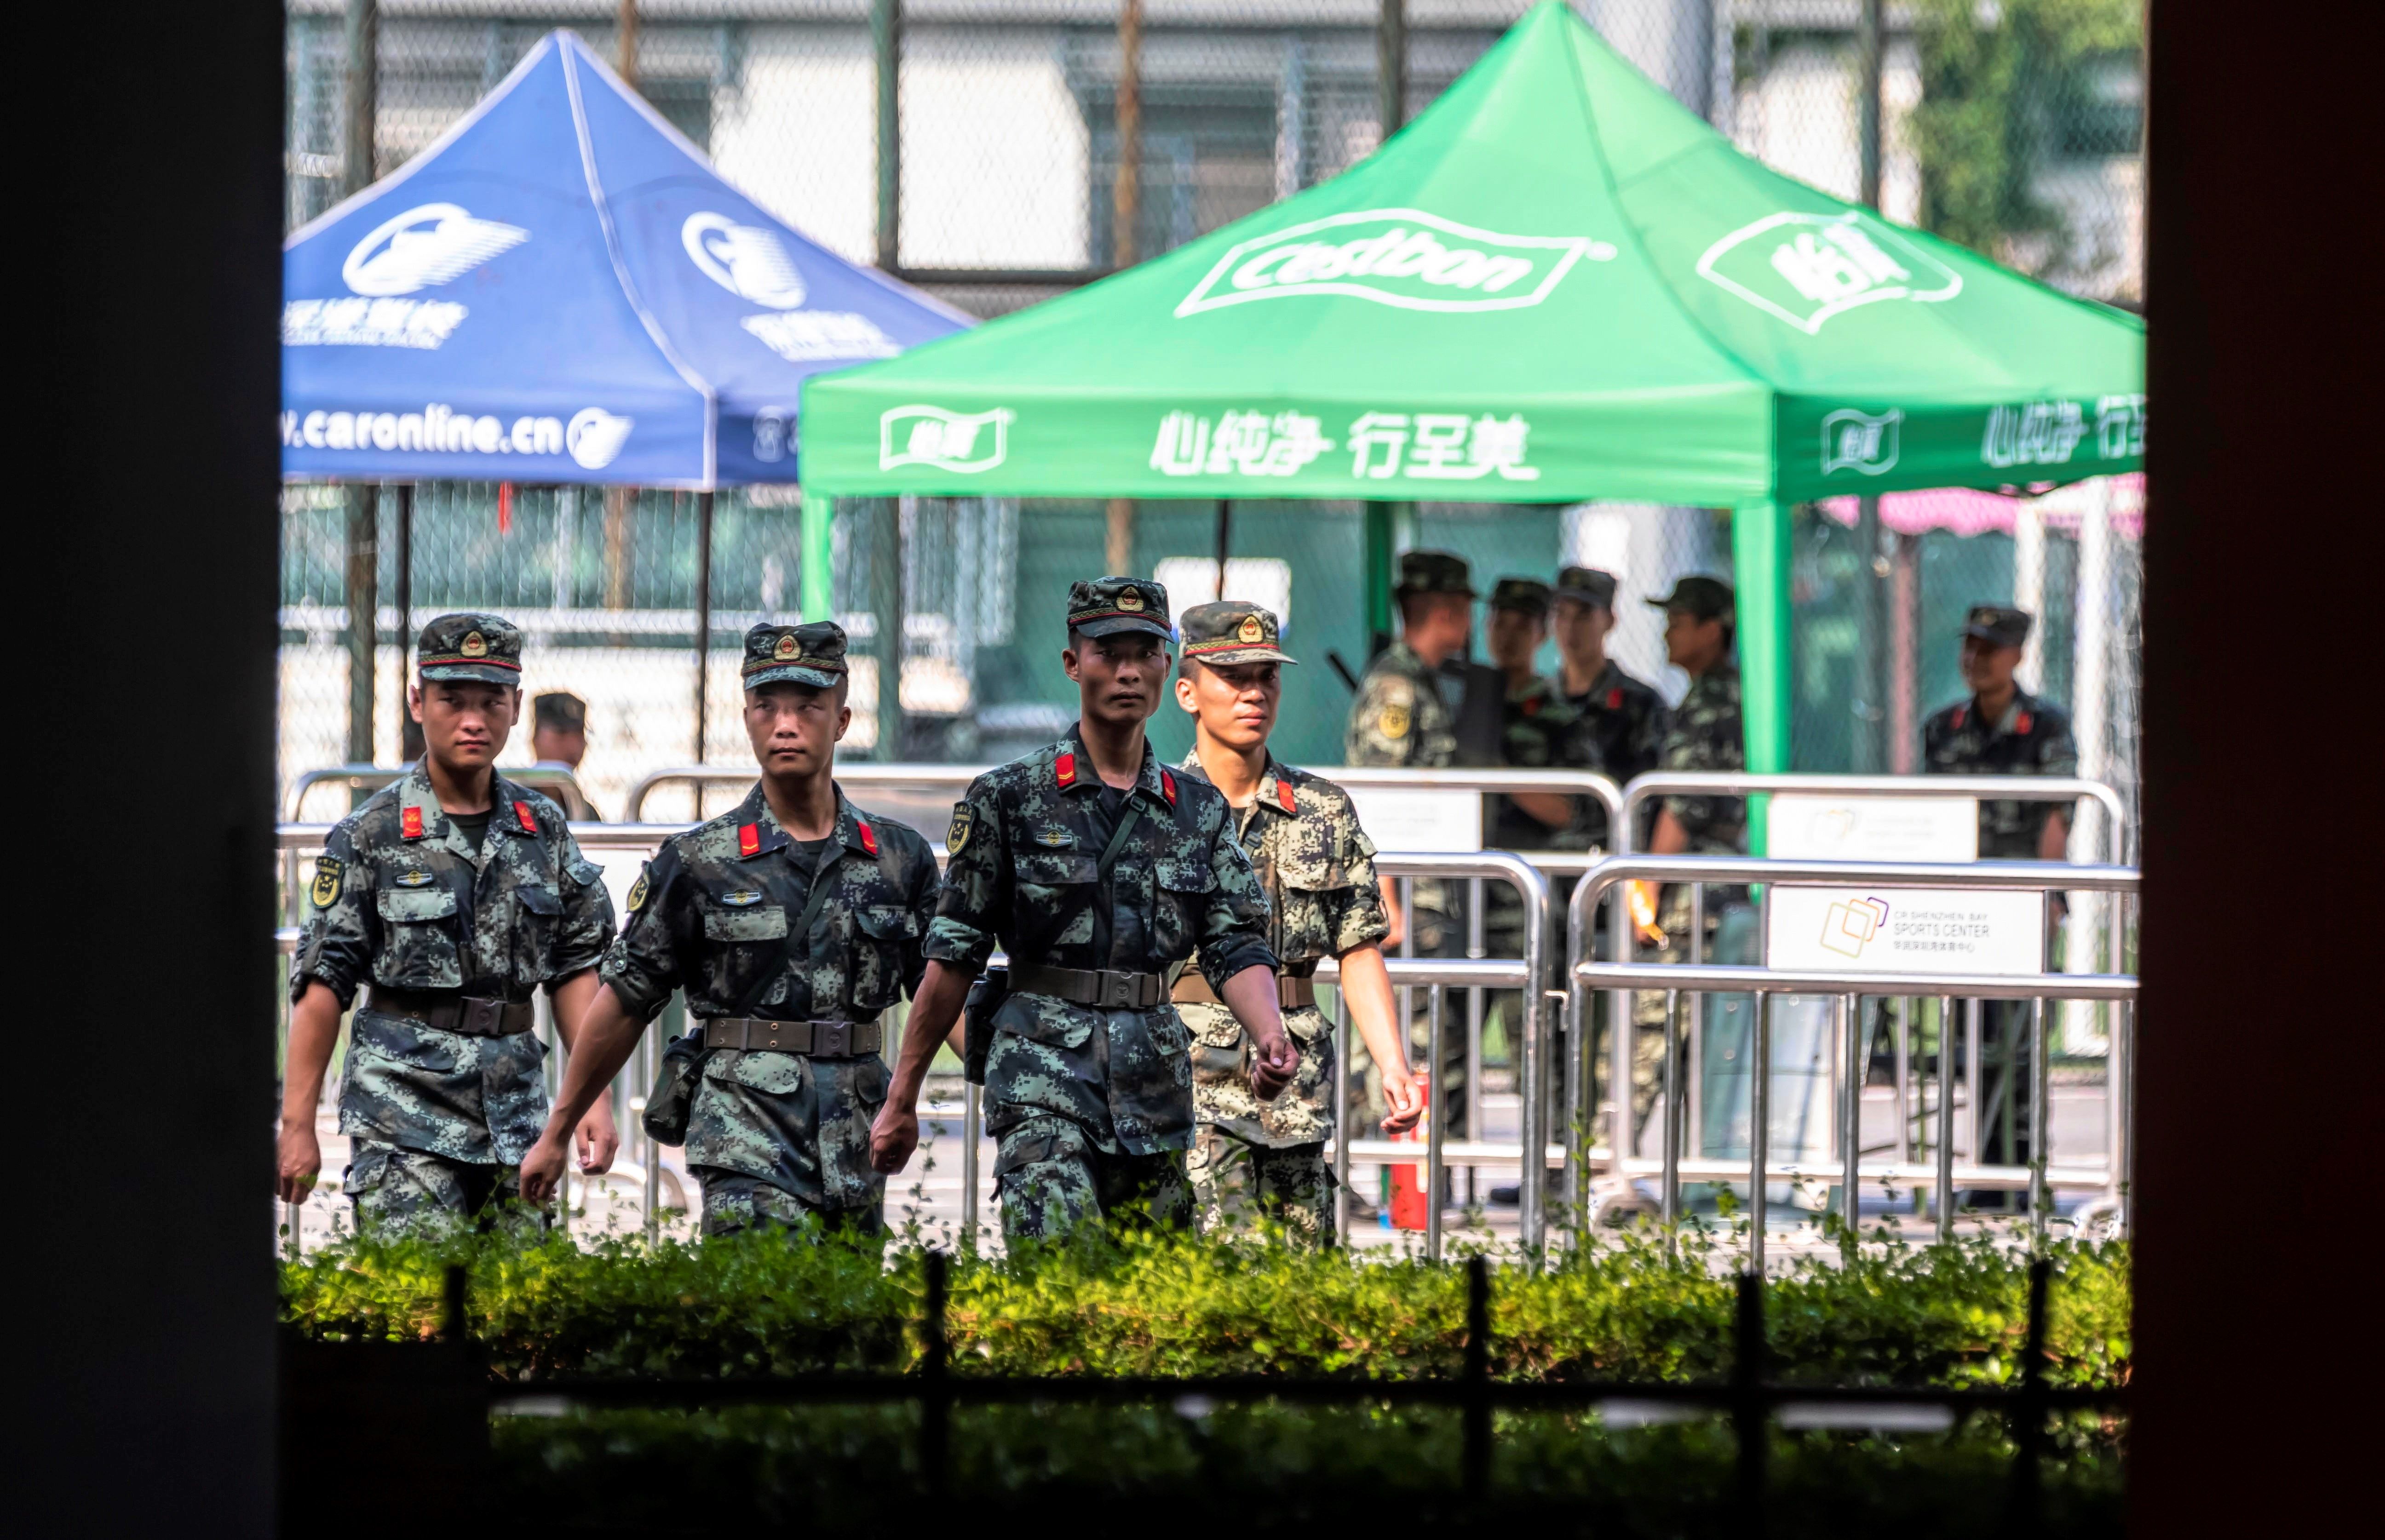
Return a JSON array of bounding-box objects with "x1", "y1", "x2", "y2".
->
[
  {"x1": 1099, "y1": 974, "x2": 1128, "y2": 1009},
  {"x1": 814, "y1": 1021, "x2": 850, "y2": 1057},
  {"x1": 463, "y1": 998, "x2": 500, "y2": 1036}
]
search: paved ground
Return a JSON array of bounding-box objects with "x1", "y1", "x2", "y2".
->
[{"x1": 279, "y1": 1071, "x2": 2119, "y2": 1262}]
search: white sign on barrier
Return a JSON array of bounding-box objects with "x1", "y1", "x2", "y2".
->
[
  {"x1": 1766, "y1": 885, "x2": 2045, "y2": 975},
  {"x1": 1766, "y1": 793, "x2": 1979, "y2": 863},
  {"x1": 1344, "y1": 786, "x2": 1482, "y2": 853}
]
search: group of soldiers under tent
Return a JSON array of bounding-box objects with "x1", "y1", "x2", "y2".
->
[{"x1": 277, "y1": 555, "x2": 2078, "y2": 1243}]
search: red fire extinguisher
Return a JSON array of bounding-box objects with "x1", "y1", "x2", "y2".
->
[{"x1": 1386, "y1": 1076, "x2": 1431, "y2": 1231}]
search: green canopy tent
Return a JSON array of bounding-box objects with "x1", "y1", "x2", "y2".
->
[{"x1": 799, "y1": 1, "x2": 2143, "y2": 825}]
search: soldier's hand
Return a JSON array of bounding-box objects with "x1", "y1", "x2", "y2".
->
[
  {"x1": 519, "y1": 1131, "x2": 570, "y2": 1205},
  {"x1": 1248, "y1": 1028, "x2": 1300, "y2": 1101},
  {"x1": 869, "y1": 1103, "x2": 920, "y2": 1174},
  {"x1": 1627, "y1": 881, "x2": 1667, "y2": 949},
  {"x1": 576, "y1": 1100, "x2": 619, "y2": 1175},
  {"x1": 1378, "y1": 1065, "x2": 1424, "y2": 1134},
  {"x1": 276, "y1": 1122, "x2": 321, "y2": 1205}
]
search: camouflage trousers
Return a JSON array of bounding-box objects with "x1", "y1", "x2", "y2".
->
[
  {"x1": 994, "y1": 1116, "x2": 1192, "y2": 1242},
  {"x1": 1188, "y1": 1127, "x2": 1333, "y2": 1245},
  {"x1": 695, "y1": 1169, "x2": 886, "y2": 1239},
  {"x1": 346, "y1": 1139, "x2": 543, "y2": 1239}
]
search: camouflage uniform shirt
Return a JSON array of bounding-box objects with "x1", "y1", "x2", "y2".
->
[
  {"x1": 1490, "y1": 673, "x2": 1576, "y2": 853},
  {"x1": 1557, "y1": 659, "x2": 1669, "y2": 849},
  {"x1": 1345, "y1": 641, "x2": 1458, "y2": 769},
  {"x1": 1655, "y1": 664, "x2": 1747, "y2": 856},
  {"x1": 600, "y1": 784, "x2": 939, "y2": 1212},
  {"x1": 1178, "y1": 753, "x2": 1389, "y2": 1149},
  {"x1": 1922, "y1": 690, "x2": 2080, "y2": 858},
  {"x1": 927, "y1": 729, "x2": 1277, "y2": 1156},
  {"x1": 291, "y1": 764, "x2": 615, "y2": 1166}
]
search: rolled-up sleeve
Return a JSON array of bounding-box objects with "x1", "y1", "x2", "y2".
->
[
  {"x1": 1195, "y1": 813, "x2": 1279, "y2": 991},
  {"x1": 292, "y1": 823, "x2": 373, "y2": 1007},
  {"x1": 547, "y1": 829, "x2": 617, "y2": 987},
  {"x1": 924, "y1": 779, "x2": 1004, "y2": 972},
  {"x1": 901, "y1": 838, "x2": 940, "y2": 997},
  {"x1": 1325, "y1": 824, "x2": 1392, "y2": 956},
  {"x1": 598, "y1": 847, "x2": 687, "y2": 1022}
]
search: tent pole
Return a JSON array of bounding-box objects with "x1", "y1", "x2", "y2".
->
[
  {"x1": 342, "y1": 0, "x2": 376, "y2": 198},
  {"x1": 1378, "y1": 0, "x2": 1406, "y2": 138},
  {"x1": 1730, "y1": 500, "x2": 1792, "y2": 853},
  {"x1": 617, "y1": 0, "x2": 640, "y2": 89},
  {"x1": 345, "y1": 484, "x2": 379, "y2": 788},
  {"x1": 1214, "y1": 499, "x2": 1230, "y2": 600},
  {"x1": 694, "y1": 490, "x2": 714, "y2": 764},
  {"x1": 395, "y1": 483, "x2": 419, "y2": 763},
  {"x1": 873, "y1": 0, "x2": 902, "y2": 271},
  {"x1": 1363, "y1": 502, "x2": 1395, "y2": 657},
  {"x1": 800, "y1": 492, "x2": 835, "y2": 624},
  {"x1": 1115, "y1": 0, "x2": 1144, "y2": 268}
]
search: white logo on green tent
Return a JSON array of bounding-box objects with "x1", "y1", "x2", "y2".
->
[
  {"x1": 1151, "y1": 411, "x2": 1335, "y2": 478},
  {"x1": 1980, "y1": 401, "x2": 2087, "y2": 470},
  {"x1": 1698, "y1": 212, "x2": 1960, "y2": 334},
  {"x1": 879, "y1": 405, "x2": 1014, "y2": 474},
  {"x1": 1176, "y1": 209, "x2": 1615, "y2": 317},
  {"x1": 1821, "y1": 408, "x2": 1902, "y2": 476}
]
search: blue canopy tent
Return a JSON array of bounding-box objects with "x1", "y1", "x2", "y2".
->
[{"x1": 282, "y1": 28, "x2": 965, "y2": 492}]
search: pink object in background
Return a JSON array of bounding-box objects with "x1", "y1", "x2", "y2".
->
[{"x1": 1818, "y1": 473, "x2": 2143, "y2": 539}]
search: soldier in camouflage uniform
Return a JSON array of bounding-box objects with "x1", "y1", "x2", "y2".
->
[
  {"x1": 1922, "y1": 605, "x2": 2080, "y2": 1205},
  {"x1": 1616, "y1": 577, "x2": 1748, "y2": 1155},
  {"x1": 521, "y1": 624, "x2": 940, "y2": 1237},
  {"x1": 1170, "y1": 602, "x2": 1423, "y2": 1242},
  {"x1": 867, "y1": 578, "x2": 1299, "y2": 1242},
  {"x1": 1345, "y1": 550, "x2": 1475, "y2": 1136},
  {"x1": 278, "y1": 613, "x2": 619, "y2": 1235},
  {"x1": 1549, "y1": 567, "x2": 1668, "y2": 849}
]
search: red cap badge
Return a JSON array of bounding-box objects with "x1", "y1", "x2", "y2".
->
[
  {"x1": 1160, "y1": 768, "x2": 1177, "y2": 807},
  {"x1": 1276, "y1": 779, "x2": 1298, "y2": 814},
  {"x1": 400, "y1": 806, "x2": 425, "y2": 841},
  {"x1": 857, "y1": 820, "x2": 879, "y2": 856},
  {"x1": 1055, "y1": 752, "x2": 1077, "y2": 788},
  {"x1": 738, "y1": 823, "x2": 762, "y2": 858},
  {"x1": 513, "y1": 800, "x2": 538, "y2": 834}
]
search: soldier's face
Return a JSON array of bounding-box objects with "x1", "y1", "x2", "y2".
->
[
  {"x1": 1662, "y1": 609, "x2": 1724, "y2": 670},
  {"x1": 1065, "y1": 633, "x2": 1170, "y2": 726},
  {"x1": 531, "y1": 724, "x2": 586, "y2": 768},
  {"x1": 1552, "y1": 598, "x2": 1614, "y2": 660},
  {"x1": 1175, "y1": 659, "x2": 1279, "y2": 749},
  {"x1": 1960, "y1": 635, "x2": 2021, "y2": 695},
  {"x1": 1487, "y1": 608, "x2": 1546, "y2": 671},
  {"x1": 410, "y1": 681, "x2": 517, "y2": 771},
  {"x1": 745, "y1": 682, "x2": 849, "y2": 776}
]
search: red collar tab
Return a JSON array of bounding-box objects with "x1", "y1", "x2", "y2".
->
[
  {"x1": 2014, "y1": 710, "x2": 2034, "y2": 735},
  {"x1": 1160, "y1": 768, "x2": 1177, "y2": 807},
  {"x1": 1951, "y1": 704, "x2": 1968, "y2": 729},
  {"x1": 512, "y1": 800, "x2": 538, "y2": 834},
  {"x1": 1521, "y1": 696, "x2": 1540, "y2": 717},
  {"x1": 1607, "y1": 687, "x2": 1623, "y2": 710},
  {"x1": 400, "y1": 806, "x2": 425, "y2": 841},
  {"x1": 738, "y1": 823, "x2": 762, "y2": 858},
  {"x1": 1276, "y1": 778, "x2": 1298, "y2": 814},
  {"x1": 1055, "y1": 751, "x2": 1078, "y2": 789},
  {"x1": 857, "y1": 820, "x2": 879, "y2": 857}
]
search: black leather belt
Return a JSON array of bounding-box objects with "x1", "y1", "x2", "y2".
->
[
  {"x1": 362, "y1": 987, "x2": 534, "y2": 1037},
  {"x1": 700, "y1": 1018, "x2": 882, "y2": 1057},
  {"x1": 1011, "y1": 963, "x2": 1166, "y2": 1010},
  {"x1": 1170, "y1": 971, "x2": 1317, "y2": 1008}
]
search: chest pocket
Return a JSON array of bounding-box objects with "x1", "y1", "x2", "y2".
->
[
  {"x1": 376, "y1": 884, "x2": 463, "y2": 989},
  {"x1": 701, "y1": 903, "x2": 789, "y2": 1006},
  {"x1": 507, "y1": 881, "x2": 563, "y2": 981},
  {"x1": 1271, "y1": 849, "x2": 1351, "y2": 968},
  {"x1": 1152, "y1": 854, "x2": 1217, "y2": 961},
  {"x1": 1015, "y1": 849, "x2": 1098, "y2": 947},
  {"x1": 847, "y1": 904, "x2": 920, "y2": 1014}
]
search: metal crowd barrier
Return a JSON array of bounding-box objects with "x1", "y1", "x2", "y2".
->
[
  {"x1": 1612, "y1": 771, "x2": 2127, "y2": 862},
  {"x1": 285, "y1": 762, "x2": 600, "y2": 822},
  {"x1": 1565, "y1": 854, "x2": 2140, "y2": 1270}
]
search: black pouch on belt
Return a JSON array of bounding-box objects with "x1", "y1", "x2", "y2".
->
[
  {"x1": 962, "y1": 965, "x2": 1009, "y2": 1086},
  {"x1": 642, "y1": 1029, "x2": 709, "y2": 1147}
]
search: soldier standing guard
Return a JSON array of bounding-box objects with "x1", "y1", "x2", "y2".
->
[
  {"x1": 277, "y1": 613, "x2": 619, "y2": 1234},
  {"x1": 1549, "y1": 566, "x2": 1668, "y2": 845},
  {"x1": 1170, "y1": 602, "x2": 1423, "y2": 1242},
  {"x1": 521, "y1": 623, "x2": 940, "y2": 1236},
  {"x1": 867, "y1": 578, "x2": 1300, "y2": 1241},
  {"x1": 1923, "y1": 604, "x2": 2080, "y2": 1208}
]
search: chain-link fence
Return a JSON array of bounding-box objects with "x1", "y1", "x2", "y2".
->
[{"x1": 280, "y1": 0, "x2": 2145, "y2": 824}]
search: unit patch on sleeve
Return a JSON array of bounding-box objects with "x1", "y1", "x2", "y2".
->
[
  {"x1": 947, "y1": 803, "x2": 975, "y2": 856},
  {"x1": 310, "y1": 856, "x2": 344, "y2": 909}
]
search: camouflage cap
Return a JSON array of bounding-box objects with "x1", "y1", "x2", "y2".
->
[
  {"x1": 1552, "y1": 566, "x2": 1618, "y2": 610},
  {"x1": 533, "y1": 690, "x2": 587, "y2": 732},
  {"x1": 416, "y1": 613, "x2": 524, "y2": 685},
  {"x1": 1489, "y1": 577, "x2": 1552, "y2": 617},
  {"x1": 1393, "y1": 549, "x2": 1475, "y2": 598},
  {"x1": 1961, "y1": 604, "x2": 2033, "y2": 649},
  {"x1": 1646, "y1": 575, "x2": 1736, "y2": 623},
  {"x1": 1067, "y1": 575, "x2": 1175, "y2": 641},
  {"x1": 1179, "y1": 600, "x2": 1295, "y2": 666},
  {"x1": 742, "y1": 621, "x2": 849, "y2": 690}
]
